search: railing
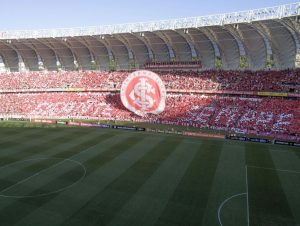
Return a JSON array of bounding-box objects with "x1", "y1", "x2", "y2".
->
[
  {"x1": 0, "y1": 2, "x2": 299, "y2": 39},
  {"x1": 144, "y1": 61, "x2": 202, "y2": 70}
]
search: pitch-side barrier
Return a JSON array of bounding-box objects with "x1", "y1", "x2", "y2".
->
[
  {"x1": 225, "y1": 134, "x2": 300, "y2": 147},
  {"x1": 12, "y1": 119, "x2": 300, "y2": 146}
]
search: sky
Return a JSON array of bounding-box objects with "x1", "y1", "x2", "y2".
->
[{"x1": 0, "y1": 0, "x2": 296, "y2": 30}]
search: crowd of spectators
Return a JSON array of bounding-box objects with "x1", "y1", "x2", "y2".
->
[
  {"x1": 1, "y1": 92, "x2": 299, "y2": 139},
  {"x1": 0, "y1": 69, "x2": 299, "y2": 92},
  {"x1": 0, "y1": 69, "x2": 299, "y2": 140}
]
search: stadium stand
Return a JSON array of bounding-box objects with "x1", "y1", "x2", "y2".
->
[
  {"x1": 0, "y1": 2, "x2": 299, "y2": 141},
  {"x1": 1, "y1": 89, "x2": 299, "y2": 141},
  {"x1": 1, "y1": 3, "x2": 300, "y2": 225},
  {"x1": 0, "y1": 70, "x2": 299, "y2": 93}
]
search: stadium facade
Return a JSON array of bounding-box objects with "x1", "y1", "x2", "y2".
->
[{"x1": 0, "y1": 2, "x2": 300, "y2": 71}]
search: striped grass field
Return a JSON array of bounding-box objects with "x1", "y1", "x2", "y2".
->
[{"x1": 0, "y1": 125, "x2": 299, "y2": 226}]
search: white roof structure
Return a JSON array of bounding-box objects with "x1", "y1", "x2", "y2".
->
[{"x1": 0, "y1": 2, "x2": 299, "y2": 71}]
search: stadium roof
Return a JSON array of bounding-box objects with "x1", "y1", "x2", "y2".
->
[
  {"x1": 1, "y1": 2, "x2": 299, "y2": 39},
  {"x1": 0, "y1": 2, "x2": 300, "y2": 71}
]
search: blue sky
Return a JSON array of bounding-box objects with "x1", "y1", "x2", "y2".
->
[{"x1": 0, "y1": 0, "x2": 295, "y2": 30}]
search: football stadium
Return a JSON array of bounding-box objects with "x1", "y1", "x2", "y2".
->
[{"x1": 0, "y1": 1, "x2": 300, "y2": 226}]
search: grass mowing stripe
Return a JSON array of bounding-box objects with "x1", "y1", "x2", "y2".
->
[
  {"x1": 0, "y1": 128, "x2": 50, "y2": 152},
  {"x1": 2, "y1": 160, "x2": 85, "y2": 197},
  {"x1": 52, "y1": 132, "x2": 115, "y2": 159},
  {"x1": 82, "y1": 135, "x2": 143, "y2": 174},
  {"x1": 0, "y1": 132, "x2": 119, "y2": 226},
  {"x1": 272, "y1": 172, "x2": 300, "y2": 226},
  {"x1": 293, "y1": 148, "x2": 300, "y2": 160},
  {"x1": 6, "y1": 131, "x2": 120, "y2": 199},
  {"x1": 0, "y1": 132, "x2": 113, "y2": 193},
  {"x1": 0, "y1": 129, "x2": 101, "y2": 194},
  {"x1": 201, "y1": 141, "x2": 247, "y2": 226},
  {"x1": 0, "y1": 128, "x2": 74, "y2": 158},
  {"x1": 0, "y1": 131, "x2": 78, "y2": 167},
  {"x1": 13, "y1": 135, "x2": 160, "y2": 226},
  {"x1": 0, "y1": 127, "x2": 96, "y2": 166},
  {"x1": 268, "y1": 146, "x2": 300, "y2": 173},
  {"x1": 15, "y1": 132, "x2": 118, "y2": 196},
  {"x1": 154, "y1": 139, "x2": 223, "y2": 226},
  {"x1": 106, "y1": 139, "x2": 199, "y2": 226},
  {"x1": 0, "y1": 159, "x2": 60, "y2": 192},
  {"x1": 245, "y1": 143, "x2": 296, "y2": 226},
  {"x1": 0, "y1": 128, "x2": 26, "y2": 138},
  {"x1": 269, "y1": 149, "x2": 300, "y2": 225},
  {"x1": 18, "y1": 133, "x2": 136, "y2": 200},
  {"x1": 0, "y1": 130, "x2": 102, "y2": 216},
  {"x1": 0, "y1": 126, "x2": 296, "y2": 226},
  {"x1": 61, "y1": 137, "x2": 183, "y2": 226},
  {"x1": 0, "y1": 129, "x2": 79, "y2": 188}
]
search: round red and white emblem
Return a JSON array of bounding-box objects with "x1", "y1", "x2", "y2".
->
[{"x1": 120, "y1": 70, "x2": 166, "y2": 116}]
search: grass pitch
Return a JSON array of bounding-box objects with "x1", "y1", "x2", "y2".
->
[{"x1": 0, "y1": 125, "x2": 299, "y2": 226}]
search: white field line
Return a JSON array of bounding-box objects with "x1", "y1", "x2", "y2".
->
[
  {"x1": 0, "y1": 132, "x2": 127, "y2": 196},
  {"x1": 218, "y1": 192, "x2": 247, "y2": 226},
  {"x1": 268, "y1": 148, "x2": 300, "y2": 154},
  {"x1": 0, "y1": 160, "x2": 66, "y2": 194},
  {"x1": 0, "y1": 136, "x2": 104, "y2": 172},
  {"x1": 247, "y1": 165, "x2": 300, "y2": 174},
  {"x1": 184, "y1": 141, "x2": 299, "y2": 155},
  {"x1": 245, "y1": 166, "x2": 250, "y2": 226},
  {"x1": 0, "y1": 158, "x2": 86, "y2": 198}
]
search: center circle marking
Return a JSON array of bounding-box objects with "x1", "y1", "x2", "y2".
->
[{"x1": 0, "y1": 157, "x2": 86, "y2": 198}]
